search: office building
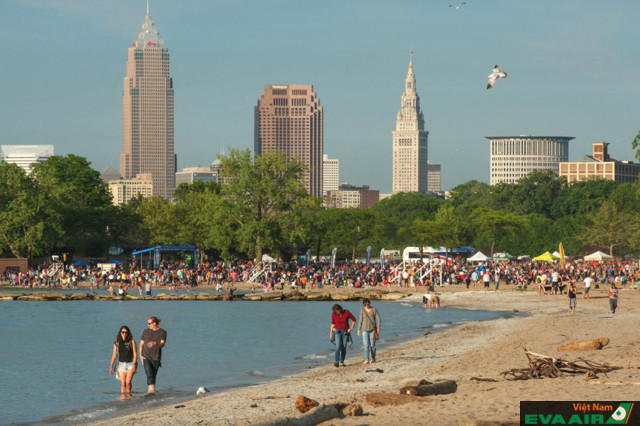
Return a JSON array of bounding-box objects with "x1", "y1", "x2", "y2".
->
[
  {"x1": 323, "y1": 154, "x2": 339, "y2": 197},
  {"x1": 107, "y1": 174, "x2": 153, "y2": 205},
  {"x1": 427, "y1": 162, "x2": 441, "y2": 193},
  {"x1": 559, "y1": 142, "x2": 640, "y2": 184},
  {"x1": 392, "y1": 60, "x2": 429, "y2": 194},
  {"x1": 1, "y1": 145, "x2": 53, "y2": 174},
  {"x1": 100, "y1": 166, "x2": 121, "y2": 183},
  {"x1": 255, "y1": 84, "x2": 323, "y2": 197},
  {"x1": 120, "y1": 3, "x2": 176, "y2": 199},
  {"x1": 486, "y1": 136, "x2": 573, "y2": 185},
  {"x1": 327, "y1": 183, "x2": 380, "y2": 209},
  {"x1": 175, "y1": 167, "x2": 218, "y2": 187}
]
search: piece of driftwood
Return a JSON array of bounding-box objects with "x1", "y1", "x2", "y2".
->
[
  {"x1": 501, "y1": 347, "x2": 622, "y2": 381},
  {"x1": 400, "y1": 380, "x2": 457, "y2": 396},
  {"x1": 364, "y1": 393, "x2": 432, "y2": 407},
  {"x1": 589, "y1": 382, "x2": 640, "y2": 386},
  {"x1": 255, "y1": 404, "x2": 338, "y2": 426},
  {"x1": 557, "y1": 337, "x2": 610, "y2": 352},
  {"x1": 250, "y1": 395, "x2": 290, "y2": 400},
  {"x1": 343, "y1": 403, "x2": 363, "y2": 416},
  {"x1": 470, "y1": 377, "x2": 499, "y2": 382}
]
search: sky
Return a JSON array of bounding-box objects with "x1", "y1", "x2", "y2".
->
[{"x1": 2, "y1": 0, "x2": 639, "y2": 192}]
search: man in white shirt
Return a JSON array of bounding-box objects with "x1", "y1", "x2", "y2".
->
[{"x1": 583, "y1": 275, "x2": 593, "y2": 299}]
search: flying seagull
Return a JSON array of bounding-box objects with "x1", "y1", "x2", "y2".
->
[
  {"x1": 449, "y1": 2, "x2": 466, "y2": 10},
  {"x1": 487, "y1": 65, "x2": 507, "y2": 89},
  {"x1": 196, "y1": 387, "x2": 209, "y2": 396}
]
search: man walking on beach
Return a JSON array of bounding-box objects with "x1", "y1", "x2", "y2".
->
[
  {"x1": 583, "y1": 275, "x2": 593, "y2": 299},
  {"x1": 140, "y1": 316, "x2": 167, "y2": 394},
  {"x1": 567, "y1": 282, "x2": 577, "y2": 314}
]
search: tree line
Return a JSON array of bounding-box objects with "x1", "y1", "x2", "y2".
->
[{"x1": 1, "y1": 149, "x2": 639, "y2": 261}]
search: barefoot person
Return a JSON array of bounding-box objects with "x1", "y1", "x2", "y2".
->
[
  {"x1": 357, "y1": 298, "x2": 381, "y2": 364},
  {"x1": 109, "y1": 326, "x2": 137, "y2": 397},
  {"x1": 140, "y1": 316, "x2": 167, "y2": 394},
  {"x1": 330, "y1": 304, "x2": 356, "y2": 367},
  {"x1": 567, "y1": 282, "x2": 577, "y2": 314}
]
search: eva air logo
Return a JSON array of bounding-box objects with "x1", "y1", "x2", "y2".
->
[{"x1": 606, "y1": 403, "x2": 633, "y2": 424}]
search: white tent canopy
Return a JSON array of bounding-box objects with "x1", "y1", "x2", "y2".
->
[
  {"x1": 467, "y1": 251, "x2": 491, "y2": 263},
  {"x1": 584, "y1": 251, "x2": 613, "y2": 261},
  {"x1": 261, "y1": 254, "x2": 277, "y2": 263}
]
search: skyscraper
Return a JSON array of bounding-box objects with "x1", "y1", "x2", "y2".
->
[
  {"x1": 322, "y1": 154, "x2": 339, "y2": 197},
  {"x1": 392, "y1": 60, "x2": 429, "y2": 194},
  {"x1": 120, "y1": 2, "x2": 175, "y2": 199},
  {"x1": 255, "y1": 84, "x2": 323, "y2": 197}
]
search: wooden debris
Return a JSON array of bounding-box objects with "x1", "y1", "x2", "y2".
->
[
  {"x1": 557, "y1": 337, "x2": 610, "y2": 352},
  {"x1": 470, "y1": 377, "x2": 499, "y2": 382},
  {"x1": 256, "y1": 403, "x2": 338, "y2": 426},
  {"x1": 343, "y1": 403, "x2": 363, "y2": 416},
  {"x1": 400, "y1": 380, "x2": 457, "y2": 396},
  {"x1": 250, "y1": 395, "x2": 290, "y2": 400},
  {"x1": 501, "y1": 347, "x2": 622, "y2": 381},
  {"x1": 364, "y1": 393, "x2": 432, "y2": 407},
  {"x1": 295, "y1": 395, "x2": 318, "y2": 413}
]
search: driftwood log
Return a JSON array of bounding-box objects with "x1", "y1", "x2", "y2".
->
[
  {"x1": 501, "y1": 347, "x2": 622, "y2": 381},
  {"x1": 400, "y1": 380, "x2": 457, "y2": 396},
  {"x1": 557, "y1": 337, "x2": 610, "y2": 352},
  {"x1": 365, "y1": 393, "x2": 433, "y2": 407},
  {"x1": 256, "y1": 403, "x2": 338, "y2": 426}
]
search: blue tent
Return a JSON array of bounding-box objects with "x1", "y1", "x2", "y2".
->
[
  {"x1": 105, "y1": 260, "x2": 122, "y2": 265},
  {"x1": 72, "y1": 260, "x2": 88, "y2": 266}
]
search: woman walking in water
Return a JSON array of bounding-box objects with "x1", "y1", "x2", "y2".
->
[
  {"x1": 357, "y1": 298, "x2": 381, "y2": 364},
  {"x1": 109, "y1": 325, "x2": 137, "y2": 397},
  {"x1": 330, "y1": 304, "x2": 356, "y2": 367}
]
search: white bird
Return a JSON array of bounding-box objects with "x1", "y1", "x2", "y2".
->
[
  {"x1": 196, "y1": 387, "x2": 209, "y2": 396},
  {"x1": 487, "y1": 65, "x2": 507, "y2": 89},
  {"x1": 449, "y1": 2, "x2": 466, "y2": 10}
]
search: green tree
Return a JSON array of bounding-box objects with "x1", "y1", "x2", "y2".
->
[
  {"x1": 324, "y1": 208, "x2": 380, "y2": 261},
  {"x1": 412, "y1": 205, "x2": 467, "y2": 258},
  {"x1": 132, "y1": 196, "x2": 179, "y2": 246},
  {"x1": 216, "y1": 149, "x2": 314, "y2": 261},
  {"x1": 0, "y1": 162, "x2": 59, "y2": 258},
  {"x1": 580, "y1": 201, "x2": 639, "y2": 256},
  {"x1": 32, "y1": 155, "x2": 115, "y2": 256},
  {"x1": 471, "y1": 208, "x2": 530, "y2": 257}
]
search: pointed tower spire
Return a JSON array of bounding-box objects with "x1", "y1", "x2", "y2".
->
[
  {"x1": 409, "y1": 49, "x2": 413, "y2": 70},
  {"x1": 147, "y1": 0, "x2": 150, "y2": 15}
]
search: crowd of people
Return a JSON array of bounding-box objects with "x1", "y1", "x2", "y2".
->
[{"x1": 2, "y1": 257, "x2": 639, "y2": 298}]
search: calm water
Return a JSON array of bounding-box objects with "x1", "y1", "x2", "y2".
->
[{"x1": 0, "y1": 298, "x2": 509, "y2": 425}]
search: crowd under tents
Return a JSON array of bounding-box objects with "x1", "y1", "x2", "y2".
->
[
  {"x1": 584, "y1": 251, "x2": 613, "y2": 261},
  {"x1": 492, "y1": 252, "x2": 515, "y2": 261},
  {"x1": 467, "y1": 251, "x2": 490, "y2": 263},
  {"x1": 533, "y1": 252, "x2": 560, "y2": 262}
]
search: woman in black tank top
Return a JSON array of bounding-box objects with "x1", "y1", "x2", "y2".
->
[{"x1": 109, "y1": 325, "x2": 138, "y2": 397}]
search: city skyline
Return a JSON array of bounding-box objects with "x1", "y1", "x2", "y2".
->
[{"x1": 2, "y1": 0, "x2": 639, "y2": 192}]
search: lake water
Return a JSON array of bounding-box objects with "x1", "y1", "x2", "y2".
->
[{"x1": 0, "y1": 297, "x2": 510, "y2": 424}]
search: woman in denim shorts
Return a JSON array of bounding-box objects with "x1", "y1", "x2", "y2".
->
[{"x1": 109, "y1": 325, "x2": 138, "y2": 397}]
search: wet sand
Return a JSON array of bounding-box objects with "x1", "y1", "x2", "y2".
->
[{"x1": 82, "y1": 285, "x2": 639, "y2": 425}]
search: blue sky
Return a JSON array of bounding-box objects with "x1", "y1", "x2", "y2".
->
[{"x1": 2, "y1": 0, "x2": 639, "y2": 192}]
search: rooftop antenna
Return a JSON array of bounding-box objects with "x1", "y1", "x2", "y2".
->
[{"x1": 147, "y1": 0, "x2": 150, "y2": 15}]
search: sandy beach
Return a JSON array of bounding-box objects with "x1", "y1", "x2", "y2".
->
[{"x1": 83, "y1": 285, "x2": 639, "y2": 425}]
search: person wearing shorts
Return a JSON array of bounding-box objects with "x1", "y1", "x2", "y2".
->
[
  {"x1": 140, "y1": 316, "x2": 167, "y2": 394},
  {"x1": 109, "y1": 325, "x2": 137, "y2": 397},
  {"x1": 583, "y1": 276, "x2": 593, "y2": 299},
  {"x1": 567, "y1": 283, "x2": 577, "y2": 314}
]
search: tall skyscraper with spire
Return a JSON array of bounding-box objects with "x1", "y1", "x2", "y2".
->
[
  {"x1": 392, "y1": 60, "x2": 428, "y2": 194},
  {"x1": 120, "y1": 1, "x2": 175, "y2": 199},
  {"x1": 255, "y1": 84, "x2": 323, "y2": 197}
]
